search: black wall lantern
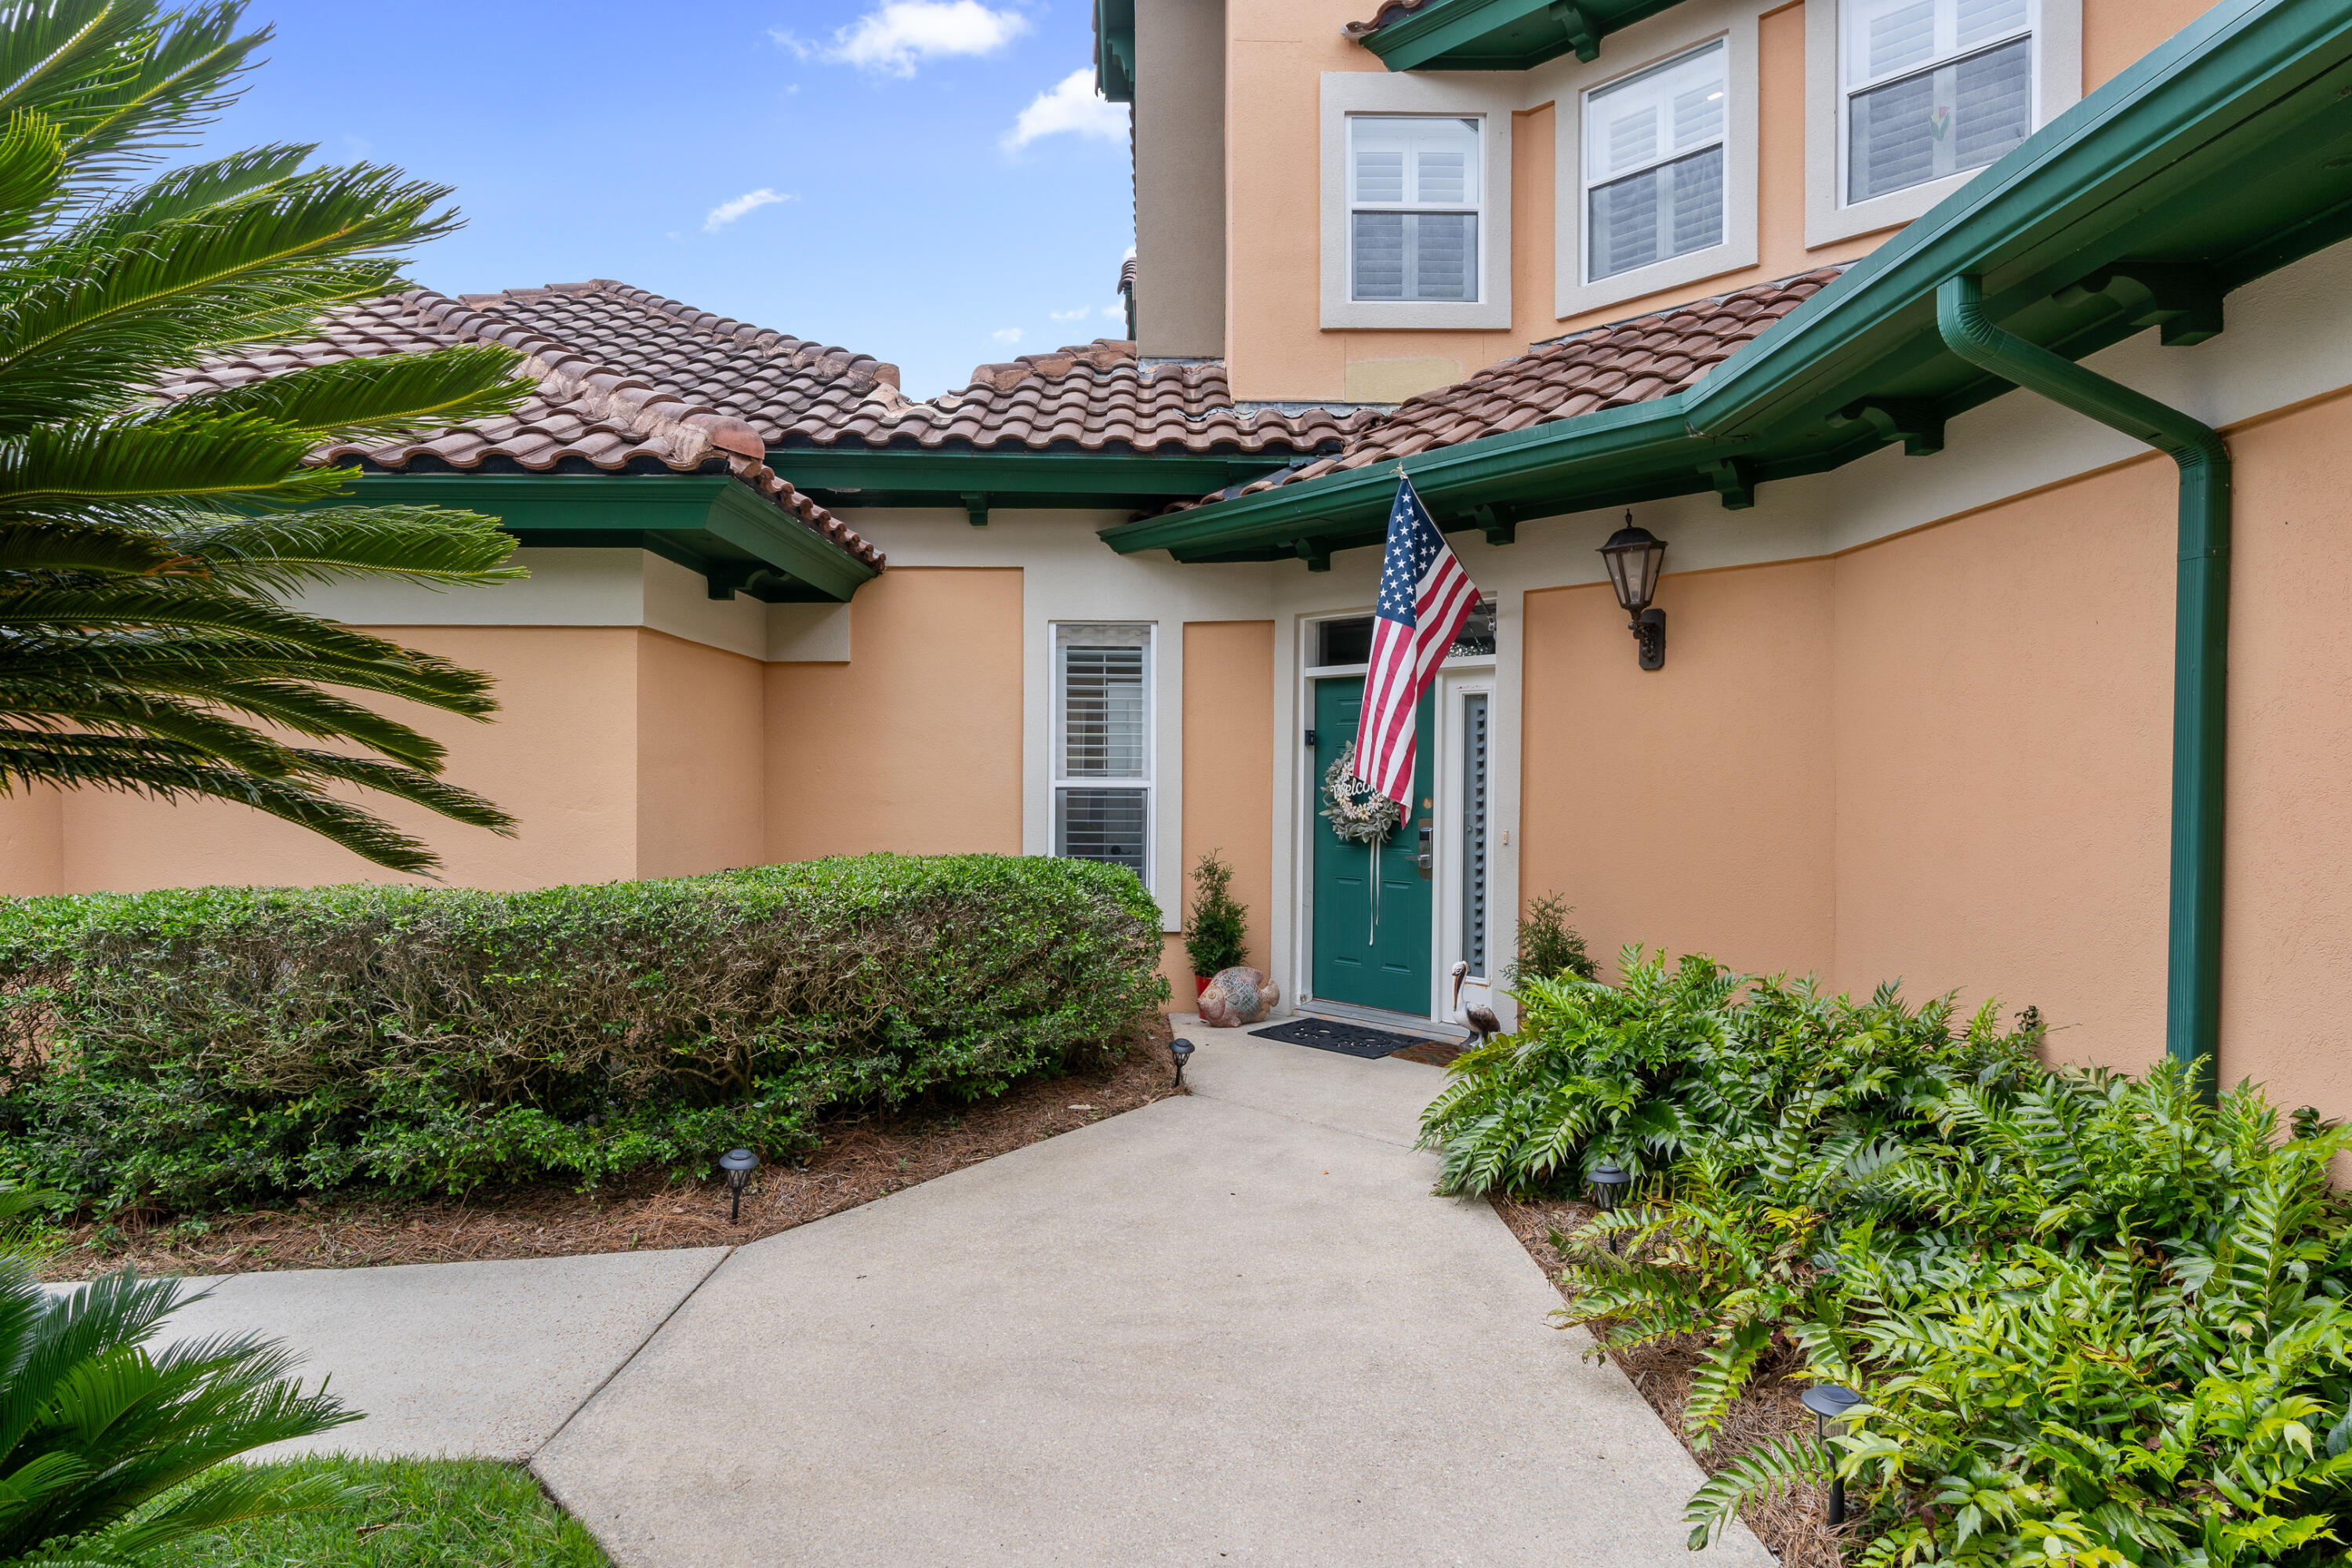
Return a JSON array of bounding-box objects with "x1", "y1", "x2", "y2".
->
[{"x1": 1598, "y1": 513, "x2": 1668, "y2": 670}]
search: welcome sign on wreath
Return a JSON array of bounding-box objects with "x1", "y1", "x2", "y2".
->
[{"x1": 1320, "y1": 743, "x2": 1402, "y2": 845}]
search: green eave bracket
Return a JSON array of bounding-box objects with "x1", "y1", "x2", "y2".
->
[
  {"x1": 325, "y1": 474, "x2": 877, "y2": 604},
  {"x1": 1094, "y1": 0, "x2": 1135, "y2": 101},
  {"x1": 1362, "y1": 0, "x2": 1693, "y2": 71},
  {"x1": 768, "y1": 447, "x2": 1298, "y2": 513}
]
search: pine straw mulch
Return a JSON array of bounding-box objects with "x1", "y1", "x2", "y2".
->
[
  {"x1": 38, "y1": 1018, "x2": 1180, "y2": 1281},
  {"x1": 1491, "y1": 1194, "x2": 1849, "y2": 1568}
]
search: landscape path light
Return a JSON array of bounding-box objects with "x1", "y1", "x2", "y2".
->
[
  {"x1": 1597, "y1": 513, "x2": 1668, "y2": 670},
  {"x1": 1801, "y1": 1383, "x2": 1864, "y2": 1526},
  {"x1": 719, "y1": 1147, "x2": 760, "y2": 1225},
  {"x1": 1588, "y1": 1160, "x2": 1631, "y2": 1254},
  {"x1": 1171, "y1": 1038, "x2": 1196, "y2": 1090}
]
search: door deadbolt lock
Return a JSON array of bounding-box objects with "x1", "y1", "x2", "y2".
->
[{"x1": 1417, "y1": 819, "x2": 1434, "y2": 878}]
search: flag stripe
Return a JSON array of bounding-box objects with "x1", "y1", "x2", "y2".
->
[{"x1": 1351, "y1": 475, "x2": 1482, "y2": 808}]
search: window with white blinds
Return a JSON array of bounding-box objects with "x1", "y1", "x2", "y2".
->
[
  {"x1": 1844, "y1": 0, "x2": 2034, "y2": 203},
  {"x1": 1584, "y1": 44, "x2": 1728, "y2": 283},
  {"x1": 1053, "y1": 624, "x2": 1152, "y2": 878},
  {"x1": 1348, "y1": 116, "x2": 1481, "y2": 303}
]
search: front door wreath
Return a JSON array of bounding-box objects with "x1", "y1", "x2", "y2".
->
[{"x1": 1320, "y1": 744, "x2": 1403, "y2": 946}]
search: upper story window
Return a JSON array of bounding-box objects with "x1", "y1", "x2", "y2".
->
[
  {"x1": 1584, "y1": 43, "x2": 1727, "y2": 283},
  {"x1": 1053, "y1": 623, "x2": 1152, "y2": 879},
  {"x1": 1348, "y1": 116, "x2": 1481, "y2": 303},
  {"x1": 1845, "y1": 0, "x2": 2034, "y2": 202}
]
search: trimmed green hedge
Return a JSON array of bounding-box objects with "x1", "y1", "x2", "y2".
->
[{"x1": 0, "y1": 854, "x2": 1170, "y2": 1210}]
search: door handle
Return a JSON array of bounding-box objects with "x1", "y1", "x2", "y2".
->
[{"x1": 1417, "y1": 821, "x2": 1433, "y2": 878}]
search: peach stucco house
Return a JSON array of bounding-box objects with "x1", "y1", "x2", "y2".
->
[{"x1": 6, "y1": 0, "x2": 2352, "y2": 1120}]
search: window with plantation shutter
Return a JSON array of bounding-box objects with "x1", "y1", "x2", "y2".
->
[
  {"x1": 1348, "y1": 116, "x2": 1481, "y2": 303},
  {"x1": 1843, "y1": 0, "x2": 2034, "y2": 203},
  {"x1": 1584, "y1": 44, "x2": 1728, "y2": 283},
  {"x1": 1053, "y1": 624, "x2": 1152, "y2": 878}
]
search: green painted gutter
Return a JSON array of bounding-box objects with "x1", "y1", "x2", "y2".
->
[
  {"x1": 1936, "y1": 274, "x2": 2227, "y2": 1097},
  {"x1": 329, "y1": 474, "x2": 878, "y2": 604},
  {"x1": 1360, "y1": 0, "x2": 1693, "y2": 72}
]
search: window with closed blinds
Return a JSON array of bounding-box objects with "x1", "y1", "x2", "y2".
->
[
  {"x1": 1054, "y1": 626, "x2": 1152, "y2": 878},
  {"x1": 1349, "y1": 116, "x2": 1481, "y2": 303},
  {"x1": 1584, "y1": 44, "x2": 1727, "y2": 283},
  {"x1": 1844, "y1": 0, "x2": 2033, "y2": 203}
]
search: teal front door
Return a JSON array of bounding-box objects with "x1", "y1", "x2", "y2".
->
[{"x1": 1311, "y1": 677, "x2": 1435, "y2": 1016}]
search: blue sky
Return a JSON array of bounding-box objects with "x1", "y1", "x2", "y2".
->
[{"x1": 200, "y1": 2, "x2": 1136, "y2": 398}]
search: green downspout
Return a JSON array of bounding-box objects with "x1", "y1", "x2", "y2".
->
[{"x1": 1936, "y1": 273, "x2": 2228, "y2": 1098}]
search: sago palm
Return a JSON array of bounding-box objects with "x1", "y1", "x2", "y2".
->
[{"x1": 0, "y1": 0, "x2": 535, "y2": 874}]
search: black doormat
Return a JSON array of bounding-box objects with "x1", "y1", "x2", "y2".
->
[{"x1": 1251, "y1": 1016, "x2": 1443, "y2": 1059}]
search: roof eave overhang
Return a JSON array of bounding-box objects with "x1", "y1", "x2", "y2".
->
[
  {"x1": 1362, "y1": 0, "x2": 1694, "y2": 73},
  {"x1": 1094, "y1": 0, "x2": 1136, "y2": 102},
  {"x1": 768, "y1": 446, "x2": 1306, "y2": 512},
  {"x1": 327, "y1": 473, "x2": 879, "y2": 603},
  {"x1": 1117, "y1": 0, "x2": 2352, "y2": 564}
]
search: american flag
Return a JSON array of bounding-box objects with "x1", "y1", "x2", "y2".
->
[{"x1": 1354, "y1": 475, "x2": 1479, "y2": 806}]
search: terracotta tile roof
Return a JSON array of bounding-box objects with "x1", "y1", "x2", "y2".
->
[
  {"x1": 230, "y1": 279, "x2": 1348, "y2": 460},
  {"x1": 1186, "y1": 268, "x2": 1846, "y2": 510},
  {"x1": 1342, "y1": 0, "x2": 1437, "y2": 39},
  {"x1": 780, "y1": 338, "x2": 1370, "y2": 455},
  {"x1": 158, "y1": 289, "x2": 883, "y2": 570}
]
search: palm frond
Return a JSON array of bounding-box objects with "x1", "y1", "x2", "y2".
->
[
  {"x1": 0, "y1": 411, "x2": 339, "y2": 527},
  {"x1": 168, "y1": 343, "x2": 528, "y2": 445},
  {"x1": 65, "y1": 139, "x2": 307, "y2": 241},
  {"x1": 0, "y1": 165, "x2": 456, "y2": 430},
  {"x1": 0, "y1": 2, "x2": 268, "y2": 204}
]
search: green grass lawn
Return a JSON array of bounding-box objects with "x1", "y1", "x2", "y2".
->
[{"x1": 176, "y1": 1456, "x2": 610, "y2": 1566}]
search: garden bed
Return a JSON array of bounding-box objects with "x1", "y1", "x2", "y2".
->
[
  {"x1": 42, "y1": 1017, "x2": 1178, "y2": 1279},
  {"x1": 1491, "y1": 1193, "x2": 1842, "y2": 1568}
]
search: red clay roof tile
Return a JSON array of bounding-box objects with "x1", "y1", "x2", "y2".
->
[
  {"x1": 156, "y1": 289, "x2": 884, "y2": 570},
  {"x1": 1186, "y1": 268, "x2": 1846, "y2": 512}
]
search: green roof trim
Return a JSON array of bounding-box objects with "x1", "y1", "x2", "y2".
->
[
  {"x1": 1359, "y1": 0, "x2": 1693, "y2": 72},
  {"x1": 768, "y1": 447, "x2": 1301, "y2": 513},
  {"x1": 1094, "y1": 0, "x2": 1135, "y2": 102},
  {"x1": 1105, "y1": 0, "x2": 2352, "y2": 564},
  {"x1": 328, "y1": 474, "x2": 879, "y2": 603}
]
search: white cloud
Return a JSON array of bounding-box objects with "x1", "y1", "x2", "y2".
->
[
  {"x1": 1103, "y1": 302, "x2": 1126, "y2": 318},
  {"x1": 1049, "y1": 307, "x2": 1091, "y2": 322},
  {"x1": 705, "y1": 188, "x2": 791, "y2": 232},
  {"x1": 769, "y1": 27, "x2": 814, "y2": 58},
  {"x1": 1003, "y1": 67, "x2": 1128, "y2": 152},
  {"x1": 830, "y1": 2, "x2": 1027, "y2": 75},
  {"x1": 991, "y1": 327, "x2": 1025, "y2": 346}
]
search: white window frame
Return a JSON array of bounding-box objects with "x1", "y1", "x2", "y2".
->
[
  {"x1": 1580, "y1": 40, "x2": 1733, "y2": 289},
  {"x1": 1551, "y1": 2, "x2": 1759, "y2": 321},
  {"x1": 1806, "y1": 0, "x2": 2079, "y2": 246},
  {"x1": 1320, "y1": 73, "x2": 1513, "y2": 330},
  {"x1": 1051, "y1": 622, "x2": 1155, "y2": 884},
  {"x1": 1347, "y1": 114, "x2": 1484, "y2": 306}
]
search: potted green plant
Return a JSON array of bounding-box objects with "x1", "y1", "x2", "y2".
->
[{"x1": 1185, "y1": 849, "x2": 1250, "y2": 995}]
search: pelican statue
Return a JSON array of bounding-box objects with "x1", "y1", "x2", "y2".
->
[{"x1": 1450, "y1": 960, "x2": 1502, "y2": 1048}]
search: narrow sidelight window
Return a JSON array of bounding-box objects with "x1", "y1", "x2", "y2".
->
[
  {"x1": 1054, "y1": 624, "x2": 1152, "y2": 877},
  {"x1": 1349, "y1": 115, "x2": 1481, "y2": 302},
  {"x1": 1584, "y1": 42, "x2": 1727, "y2": 283},
  {"x1": 1844, "y1": 0, "x2": 2034, "y2": 203},
  {"x1": 1460, "y1": 691, "x2": 1490, "y2": 976}
]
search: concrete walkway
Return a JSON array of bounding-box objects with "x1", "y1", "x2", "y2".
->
[{"x1": 151, "y1": 1023, "x2": 1772, "y2": 1567}]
